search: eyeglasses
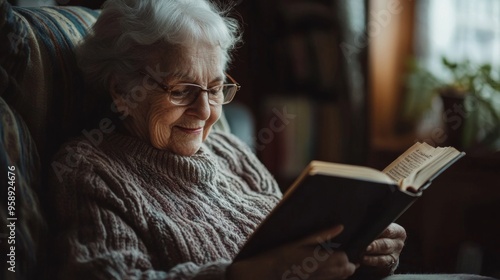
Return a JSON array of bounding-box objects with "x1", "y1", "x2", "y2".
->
[{"x1": 139, "y1": 71, "x2": 241, "y2": 106}]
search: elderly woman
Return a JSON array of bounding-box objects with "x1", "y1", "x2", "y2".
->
[{"x1": 49, "y1": 0, "x2": 407, "y2": 279}]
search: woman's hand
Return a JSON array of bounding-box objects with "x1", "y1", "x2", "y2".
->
[
  {"x1": 361, "y1": 223, "x2": 406, "y2": 274},
  {"x1": 227, "y1": 225, "x2": 358, "y2": 280}
]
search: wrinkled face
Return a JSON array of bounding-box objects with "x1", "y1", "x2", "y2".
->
[{"x1": 116, "y1": 44, "x2": 224, "y2": 156}]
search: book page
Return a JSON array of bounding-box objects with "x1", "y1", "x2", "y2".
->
[
  {"x1": 382, "y1": 142, "x2": 446, "y2": 190},
  {"x1": 402, "y1": 148, "x2": 463, "y2": 190},
  {"x1": 310, "y1": 161, "x2": 394, "y2": 184}
]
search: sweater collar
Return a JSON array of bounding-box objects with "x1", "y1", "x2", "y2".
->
[{"x1": 104, "y1": 132, "x2": 218, "y2": 184}]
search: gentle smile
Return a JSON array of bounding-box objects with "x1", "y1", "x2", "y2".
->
[{"x1": 176, "y1": 126, "x2": 203, "y2": 134}]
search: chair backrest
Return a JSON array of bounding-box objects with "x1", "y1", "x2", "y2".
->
[
  {"x1": 0, "y1": 95, "x2": 43, "y2": 280},
  {"x1": 0, "y1": 3, "x2": 230, "y2": 278},
  {"x1": 1, "y1": 3, "x2": 101, "y2": 278},
  {"x1": 1, "y1": 3, "x2": 100, "y2": 163}
]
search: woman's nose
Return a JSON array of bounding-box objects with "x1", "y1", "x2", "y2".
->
[{"x1": 187, "y1": 91, "x2": 211, "y2": 120}]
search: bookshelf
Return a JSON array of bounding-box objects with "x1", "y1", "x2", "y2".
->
[{"x1": 233, "y1": 0, "x2": 370, "y2": 187}]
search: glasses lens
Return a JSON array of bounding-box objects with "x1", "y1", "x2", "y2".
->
[
  {"x1": 169, "y1": 85, "x2": 198, "y2": 105},
  {"x1": 168, "y1": 84, "x2": 238, "y2": 105},
  {"x1": 208, "y1": 86, "x2": 224, "y2": 105},
  {"x1": 222, "y1": 85, "x2": 237, "y2": 104}
]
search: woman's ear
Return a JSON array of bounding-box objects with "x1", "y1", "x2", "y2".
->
[
  {"x1": 109, "y1": 76, "x2": 121, "y2": 102},
  {"x1": 109, "y1": 76, "x2": 131, "y2": 119}
]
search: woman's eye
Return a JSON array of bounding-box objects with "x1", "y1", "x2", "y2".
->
[
  {"x1": 208, "y1": 85, "x2": 223, "y2": 95},
  {"x1": 169, "y1": 90, "x2": 190, "y2": 98}
]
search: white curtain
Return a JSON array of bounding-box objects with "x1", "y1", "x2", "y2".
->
[{"x1": 417, "y1": 0, "x2": 500, "y2": 77}]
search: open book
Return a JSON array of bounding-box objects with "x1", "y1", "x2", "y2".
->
[{"x1": 235, "y1": 142, "x2": 465, "y2": 262}]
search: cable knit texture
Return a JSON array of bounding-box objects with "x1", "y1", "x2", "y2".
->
[{"x1": 50, "y1": 131, "x2": 282, "y2": 280}]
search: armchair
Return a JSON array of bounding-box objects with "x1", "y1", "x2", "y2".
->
[
  {"x1": 0, "y1": 1, "x2": 232, "y2": 279},
  {"x1": 0, "y1": 3, "x2": 102, "y2": 279}
]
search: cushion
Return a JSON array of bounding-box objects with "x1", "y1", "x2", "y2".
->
[
  {"x1": 0, "y1": 96, "x2": 43, "y2": 279},
  {"x1": 0, "y1": 1, "x2": 100, "y2": 163}
]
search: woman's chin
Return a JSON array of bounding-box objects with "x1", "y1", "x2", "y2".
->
[
  {"x1": 152, "y1": 140, "x2": 202, "y2": 156},
  {"x1": 172, "y1": 145, "x2": 201, "y2": 156}
]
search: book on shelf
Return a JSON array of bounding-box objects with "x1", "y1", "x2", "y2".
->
[{"x1": 235, "y1": 142, "x2": 465, "y2": 262}]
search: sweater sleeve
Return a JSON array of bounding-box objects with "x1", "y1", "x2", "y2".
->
[
  {"x1": 207, "y1": 132, "x2": 283, "y2": 198},
  {"x1": 50, "y1": 152, "x2": 231, "y2": 280}
]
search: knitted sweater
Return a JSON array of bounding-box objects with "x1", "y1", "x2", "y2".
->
[{"x1": 50, "y1": 130, "x2": 282, "y2": 280}]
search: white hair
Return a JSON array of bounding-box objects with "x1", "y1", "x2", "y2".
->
[{"x1": 77, "y1": 0, "x2": 241, "y2": 95}]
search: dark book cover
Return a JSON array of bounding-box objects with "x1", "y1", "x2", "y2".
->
[{"x1": 235, "y1": 174, "x2": 420, "y2": 262}]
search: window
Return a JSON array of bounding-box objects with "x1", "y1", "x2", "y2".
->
[{"x1": 417, "y1": 0, "x2": 500, "y2": 76}]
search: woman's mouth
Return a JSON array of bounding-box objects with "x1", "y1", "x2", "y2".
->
[{"x1": 176, "y1": 126, "x2": 203, "y2": 134}]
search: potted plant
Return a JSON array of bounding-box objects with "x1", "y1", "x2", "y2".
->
[{"x1": 400, "y1": 57, "x2": 500, "y2": 152}]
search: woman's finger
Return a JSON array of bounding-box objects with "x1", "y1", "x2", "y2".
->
[
  {"x1": 379, "y1": 223, "x2": 407, "y2": 240},
  {"x1": 366, "y1": 237, "x2": 404, "y2": 255},
  {"x1": 312, "y1": 252, "x2": 357, "y2": 280},
  {"x1": 362, "y1": 253, "x2": 397, "y2": 268}
]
